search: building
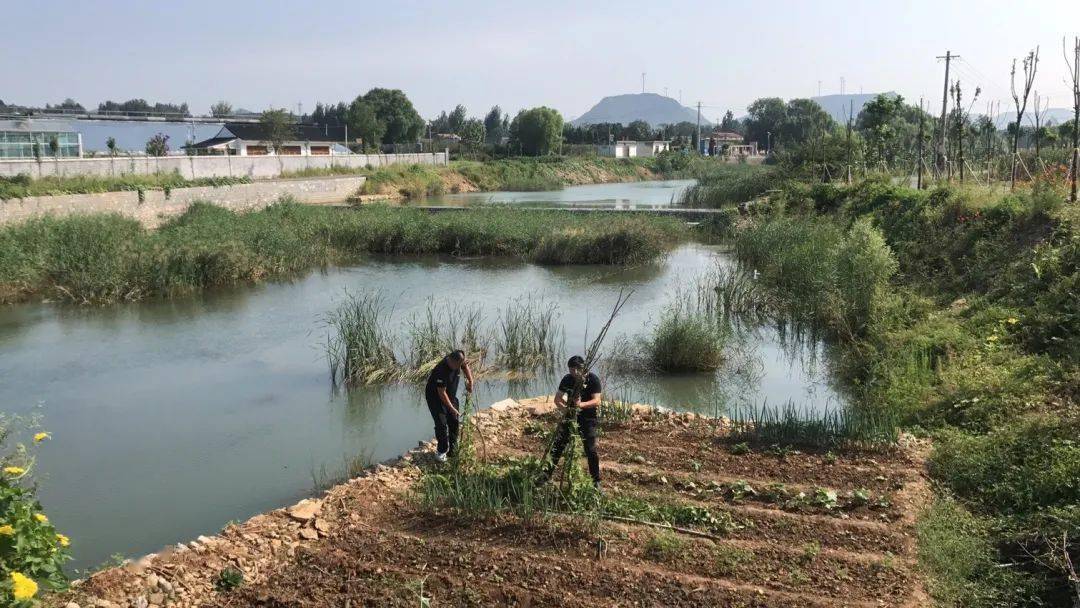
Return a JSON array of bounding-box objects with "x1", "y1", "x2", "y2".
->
[
  {"x1": 598, "y1": 140, "x2": 671, "y2": 158},
  {"x1": 189, "y1": 122, "x2": 350, "y2": 156},
  {"x1": 0, "y1": 119, "x2": 82, "y2": 159}
]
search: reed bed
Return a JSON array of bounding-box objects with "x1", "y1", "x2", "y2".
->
[
  {"x1": 0, "y1": 199, "x2": 686, "y2": 304},
  {"x1": 727, "y1": 401, "x2": 899, "y2": 449},
  {"x1": 494, "y1": 298, "x2": 563, "y2": 370}
]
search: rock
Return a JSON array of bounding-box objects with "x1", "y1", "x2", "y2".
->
[
  {"x1": 299, "y1": 528, "x2": 319, "y2": 541},
  {"x1": 314, "y1": 518, "x2": 331, "y2": 533},
  {"x1": 132, "y1": 596, "x2": 149, "y2": 608},
  {"x1": 64, "y1": 603, "x2": 80, "y2": 608},
  {"x1": 148, "y1": 592, "x2": 165, "y2": 605},
  {"x1": 146, "y1": 574, "x2": 159, "y2": 589},
  {"x1": 489, "y1": 398, "x2": 519, "y2": 412},
  {"x1": 159, "y1": 580, "x2": 173, "y2": 593},
  {"x1": 287, "y1": 499, "x2": 322, "y2": 522}
]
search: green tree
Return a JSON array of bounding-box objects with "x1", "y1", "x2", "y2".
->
[
  {"x1": 447, "y1": 104, "x2": 468, "y2": 134},
  {"x1": 106, "y1": 137, "x2": 118, "y2": 156},
  {"x1": 210, "y1": 101, "x2": 233, "y2": 117},
  {"x1": 484, "y1": 106, "x2": 506, "y2": 144},
  {"x1": 460, "y1": 119, "x2": 485, "y2": 145},
  {"x1": 744, "y1": 97, "x2": 787, "y2": 149},
  {"x1": 509, "y1": 107, "x2": 563, "y2": 155},
  {"x1": 259, "y1": 109, "x2": 293, "y2": 154},
  {"x1": 719, "y1": 110, "x2": 740, "y2": 133},
  {"x1": 624, "y1": 120, "x2": 653, "y2": 141},
  {"x1": 346, "y1": 98, "x2": 385, "y2": 151},
  {"x1": 783, "y1": 98, "x2": 834, "y2": 145},
  {"x1": 361, "y1": 88, "x2": 425, "y2": 144},
  {"x1": 145, "y1": 133, "x2": 169, "y2": 156}
]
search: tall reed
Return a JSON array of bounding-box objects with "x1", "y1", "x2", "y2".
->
[
  {"x1": 324, "y1": 291, "x2": 399, "y2": 386},
  {"x1": 494, "y1": 298, "x2": 563, "y2": 370}
]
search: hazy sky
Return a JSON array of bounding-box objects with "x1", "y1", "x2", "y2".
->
[{"x1": 4, "y1": 0, "x2": 1079, "y2": 121}]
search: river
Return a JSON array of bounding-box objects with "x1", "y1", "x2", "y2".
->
[
  {"x1": 0, "y1": 182, "x2": 843, "y2": 572},
  {"x1": 423, "y1": 179, "x2": 696, "y2": 208}
]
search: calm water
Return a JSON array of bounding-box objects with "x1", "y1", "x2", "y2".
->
[
  {"x1": 0, "y1": 245, "x2": 843, "y2": 571},
  {"x1": 424, "y1": 179, "x2": 696, "y2": 208}
]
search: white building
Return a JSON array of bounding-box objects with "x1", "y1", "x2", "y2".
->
[
  {"x1": 598, "y1": 140, "x2": 670, "y2": 158},
  {"x1": 190, "y1": 122, "x2": 350, "y2": 156}
]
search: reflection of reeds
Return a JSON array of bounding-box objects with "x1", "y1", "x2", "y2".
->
[{"x1": 728, "y1": 401, "x2": 898, "y2": 449}]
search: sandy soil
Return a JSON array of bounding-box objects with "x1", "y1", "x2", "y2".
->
[{"x1": 50, "y1": 397, "x2": 931, "y2": 608}]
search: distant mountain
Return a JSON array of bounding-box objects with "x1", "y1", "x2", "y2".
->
[
  {"x1": 810, "y1": 93, "x2": 897, "y2": 124},
  {"x1": 571, "y1": 93, "x2": 711, "y2": 127},
  {"x1": 993, "y1": 108, "x2": 1075, "y2": 129}
]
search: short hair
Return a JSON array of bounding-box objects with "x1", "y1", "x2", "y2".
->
[
  {"x1": 567, "y1": 355, "x2": 585, "y2": 369},
  {"x1": 448, "y1": 350, "x2": 466, "y2": 362}
]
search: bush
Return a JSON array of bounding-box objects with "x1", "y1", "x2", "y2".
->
[{"x1": 0, "y1": 416, "x2": 70, "y2": 605}]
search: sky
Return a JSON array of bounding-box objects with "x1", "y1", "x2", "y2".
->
[{"x1": 3, "y1": 0, "x2": 1080, "y2": 121}]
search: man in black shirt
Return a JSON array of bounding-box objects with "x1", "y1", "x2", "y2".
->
[
  {"x1": 542, "y1": 355, "x2": 604, "y2": 488},
  {"x1": 424, "y1": 350, "x2": 474, "y2": 462}
]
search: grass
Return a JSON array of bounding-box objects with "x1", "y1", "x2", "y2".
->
[
  {"x1": 727, "y1": 402, "x2": 899, "y2": 449},
  {"x1": 643, "y1": 530, "x2": 685, "y2": 562},
  {"x1": 641, "y1": 278, "x2": 729, "y2": 373},
  {"x1": 324, "y1": 291, "x2": 399, "y2": 386},
  {"x1": 0, "y1": 200, "x2": 688, "y2": 304},
  {"x1": 724, "y1": 176, "x2": 1080, "y2": 604},
  {"x1": 679, "y1": 164, "x2": 776, "y2": 208},
  {"x1": 0, "y1": 171, "x2": 251, "y2": 200},
  {"x1": 494, "y1": 298, "x2": 563, "y2": 370}
]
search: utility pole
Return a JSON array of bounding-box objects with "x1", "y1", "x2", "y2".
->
[
  {"x1": 841, "y1": 76, "x2": 846, "y2": 95},
  {"x1": 845, "y1": 98, "x2": 853, "y2": 183},
  {"x1": 917, "y1": 98, "x2": 925, "y2": 189},
  {"x1": 695, "y1": 101, "x2": 702, "y2": 154},
  {"x1": 641, "y1": 72, "x2": 646, "y2": 93},
  {"x1": 952, "y1": 81, "x2": 965, "y2": 183},
  {"x1": 936, "y1": 50, "x2": 958, "y2": 176}
]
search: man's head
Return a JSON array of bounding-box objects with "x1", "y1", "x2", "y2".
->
[
  {"x1": 567, "y1": 355, "x2": 585, "y2": 377},
  {"x1": 447, "y1": 349, "x2": 466, "y2": 370}
]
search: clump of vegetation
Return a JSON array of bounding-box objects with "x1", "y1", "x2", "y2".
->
[
  {"x1": 494, "y1": 298, "x2": 562, "y2": 370},
  {"x1": 679, "y1": 164, "x2": 776, "y2": 208},
  {"x1": 728, "y1": 402, "x2": 898, "y2": 449},
  {"x1": 324, "y1": 291, "x2": 399, "y2": 386},
  {"x1": 0, "y1": 414, "x2": 71, "y2": 605},
  {"x1": 714, "y1": 545, "x2": 754, "y2": 576},
  {"x1": 214, "y1": 567, "x2": 244, "y2": 592},
  {"x1": 0, "y1": 201, "x2": 687, "y2": 304},
  {"x1": 642, "y1": 282, "x2": 728, "y2": 373},
  {"x1": 0, "y1": 171, "x2": 250, "y2": 200},
  {"x1": 643, "y1": 530, "x2": 684, "y2": 562},
  {"x1": 407, "y1": 298, "x2": 488, "y2": 369}
]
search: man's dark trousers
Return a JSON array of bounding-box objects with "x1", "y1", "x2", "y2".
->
[
  {"x1": 547, "y1": 411, "x2": 600, "y2": 483},
  {"x1": 427, "y1": 396, "x2": 460, "y2": 456}
]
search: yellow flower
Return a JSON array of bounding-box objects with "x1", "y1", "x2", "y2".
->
[
  {"x1": 0, "y1": 524, "x2": 14, "y2": 535},
  {"x1": 3, "y1": 466, "x2": 25, "y2": 476},
  {"x1": 33, "y1": 432, "x2": 50, "y2": 443},
  {"x1": 34, "y1": 513, "x2": 48, "y2": 524},
  {"x1": 987, "y1": 335, "x2": 999, "y2": 342},
  {"x1": 10, "y1": 572, "x2": 37, "y2": 600},
  {"x1": 1006, "y1": 317, "x2": 1019, "y2": 325},
  {"x1": 56, "y1": 533, "x2": 70, "y2": 547}
]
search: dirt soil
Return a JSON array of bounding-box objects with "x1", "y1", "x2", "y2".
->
[{"x1": 51, "y1": 397, "x2": 931, "y2": 608}]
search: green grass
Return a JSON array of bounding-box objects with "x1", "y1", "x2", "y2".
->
[
  {"x1": 494, "y1": 298, "x2": 562, "y2": 370},
  {"x1": 0, "y1": 200, "x2": 688, "y2": 304},
  {"x1": 727, "y1": 402, "x2": 899, "y2": 449},
  {"x1": 0, "y1": 171, "x2": 251, "y2": 200},
  {"x1": 725, "y1": 176, "x2": 1080, "y2": 604},
  {"x1": 679, "y1": 164, "x2": 776, "y2": 208},
  {"x1": 642, "y1": 530, "x2": 685, "y2": 562},
  {"x1": 324, "y1": 291, "x2": 399, "y2": 386}
]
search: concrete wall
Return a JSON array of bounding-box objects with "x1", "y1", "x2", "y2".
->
[
  {"x1": 0, "y1": 175, "x2": 365, "y2": 227},
  {"x1": 0, "y1": 151, "x2": 447, "y2": 179}
]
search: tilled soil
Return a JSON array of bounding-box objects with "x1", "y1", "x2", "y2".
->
[{"x1": 53, "y1": 397, "x2": 930, "y2": 608}]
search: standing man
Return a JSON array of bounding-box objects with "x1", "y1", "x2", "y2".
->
[
  {"x1": 542, "y1": 355, "x2": 603, "y2": 489},
  {"x1": 425, "y1": 350, "x2": 474, "y2": 462}
]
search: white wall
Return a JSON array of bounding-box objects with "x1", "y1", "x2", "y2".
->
[{"x1": 0, "y1": 151, "x2": 448, "y2": 180}]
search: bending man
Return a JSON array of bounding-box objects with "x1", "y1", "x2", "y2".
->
[
  {"x1": 543, "y1": 355, "x2": 603, "y2": 489},
  {"x1": 424, "y1": 350, "x2": 474, "y2": 462}
]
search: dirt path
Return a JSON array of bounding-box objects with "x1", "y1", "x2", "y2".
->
[{"x1": 52, "y1": 397, "x2": 930, "y2": 608}]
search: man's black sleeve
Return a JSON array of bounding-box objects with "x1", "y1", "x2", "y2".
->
[{"x1": 586, "y1": 373, "x2": 603, "y2": 397}]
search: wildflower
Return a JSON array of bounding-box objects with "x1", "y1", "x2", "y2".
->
[
  {"x1": 0, "y1": 524, "x2": 14, "y2": 535},
  {"x1": 33, "y1": 432, "x2": 50, "y2": 443},
  {"x1": 987, "y1": 335, "x2": 999, "y2": 342},
  {"x1": 1007, "y1": 317, "x2": 1019, "y2": 325},
  {"x1": 56, "y1": 533, "x2": 70, "y2": 547},
  {"x1": 34, "y1": 513, "x2": 48, "y2": 523},
  {"x1": 10, "y1": 572, "x2": 37, "y2": 600},
  {"x1": 3, "y1": 466, "x2": 25, "y2": 476}
]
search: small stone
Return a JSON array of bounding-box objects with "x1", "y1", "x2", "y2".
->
[
  {"x1": 64, "y1": 603, "x2": 80, "y2": 608},
  {"x1": 148, "y1": 593, "x2": 164, "y2": 605},
  {"x1": 132, "y1": 597, "x2": 149, "y2": 608},
  {"x1": 299, "y1": 528, "x2": 319, "y2": 541},
  {"x1": 159, "y1": 580, "x2": 173, "y2": 593},
  {"x1": 314, "y1": 518, "x2": 331, "y2": 533},
  {"x1": 146, "y1": 574, "x2": 159, "y2": 589}
]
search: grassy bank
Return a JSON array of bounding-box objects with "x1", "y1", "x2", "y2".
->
[
  {"x1": 281, "y1": 156, "x2": 673, "y2": 200},
  {"x1": 721, "y1": 176, "x2": 1079, "y2": 606},
  {"x1": 0, "y1": 172, "x2": 251, "y2": 200},
  {"x1": 0, "y1": 199, "x2": 688, "y2": 304}
]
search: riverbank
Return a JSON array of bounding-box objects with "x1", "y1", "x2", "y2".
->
[
  {"x1": 49, "y1": 397, "x2": 930, "y2": 608},
  {"x1": 0, "y1": 200, "x2": 691, "y2": 304},
  {"x1": 711, "y1": 174, "x2": 1080, "y2": 606}
]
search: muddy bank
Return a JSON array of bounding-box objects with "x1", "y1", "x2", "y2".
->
[{"x1": 49, "y1": 398, "x2": 931, "y2": 608}]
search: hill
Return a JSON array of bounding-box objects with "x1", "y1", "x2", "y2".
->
[{"x1": 572, "y1": 93, "x2": 710, "y2": 127}]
